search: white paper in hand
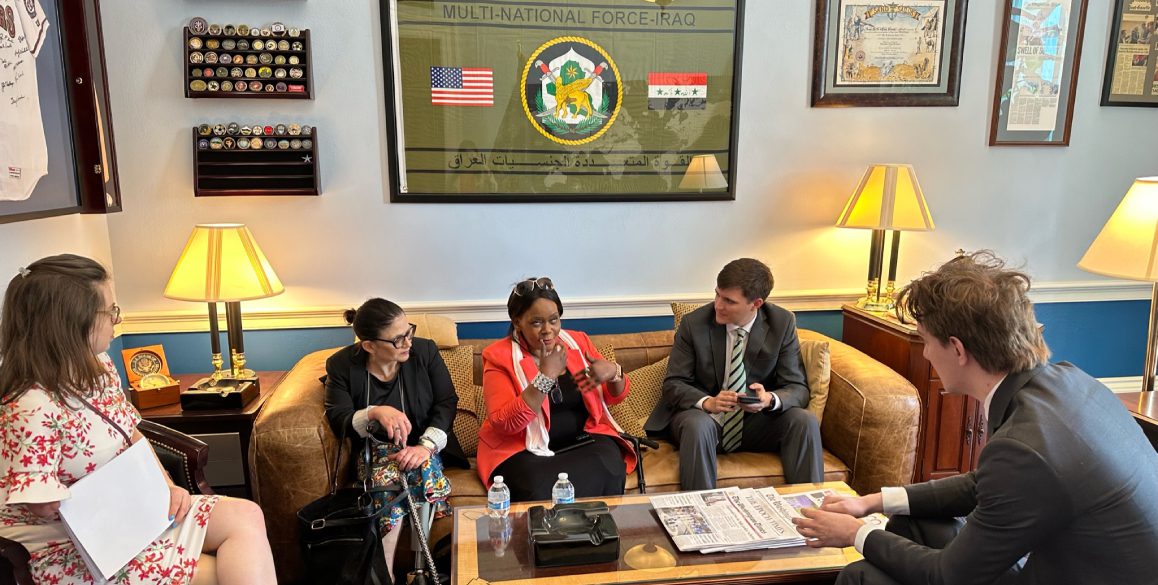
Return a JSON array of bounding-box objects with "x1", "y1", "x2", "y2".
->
[{"x1": 58, "y1": 439, "x2": 172, "y2": 582}]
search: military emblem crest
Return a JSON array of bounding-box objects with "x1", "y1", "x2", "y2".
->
[{"x1": 521, "y1": 36, "x2": 621, "y2": 146}]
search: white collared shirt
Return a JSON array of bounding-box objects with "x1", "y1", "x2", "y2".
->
[
  {"x1": 696, "y1": 312, "x2": 782, "y2": 413},
  {"x1": 853, "y1": 375, "x2": 1007, "y2": 552}
]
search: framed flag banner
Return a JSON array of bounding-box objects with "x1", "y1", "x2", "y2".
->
[
  {"x1": 1100, "y1": 0, "x2": 1158, "y2": 107},
  {"x1": 989, "y1": 0, "x2": 1088, "y2": 145},
  {"x1": 379, "y1": 0, "x2": 745, "y2": 202},
  {"x1": 811, "y1": 0, "x2": 968, "y2": 107}
]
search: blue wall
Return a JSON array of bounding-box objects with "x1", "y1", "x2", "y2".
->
[{"x1": 117, "y1": 300, "x2": 1148, "y2": 380}]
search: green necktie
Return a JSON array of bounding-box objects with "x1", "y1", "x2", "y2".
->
[{"x1": 720, "y1": 329, "x2": 747, "y2": 452}]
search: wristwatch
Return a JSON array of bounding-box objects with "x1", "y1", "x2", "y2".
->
[
  {"x1": 610, "y1": 362, "x2": 624, "y2": 383},
  {"x1": 532, "y1": 372, "x2": 555, "y2": 394}
]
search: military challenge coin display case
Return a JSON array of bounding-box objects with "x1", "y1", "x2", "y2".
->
[
  {"x1": 193, "y1": 122, "x2": 320, "y2": 196},
  {"x1": 184, "y1": 18, "x2": 313, "y2": 99}
]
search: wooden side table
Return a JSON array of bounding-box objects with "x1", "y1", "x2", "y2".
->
[
  {"x1": 137, "y1": 370, "x2": 286, "y2": 498},
  {"x1": 841, "y1": 305, "x2": 986, "y2": 482},
  {"x1": 1118, "y1": 391, "x2": 1158, "y2": 450}
]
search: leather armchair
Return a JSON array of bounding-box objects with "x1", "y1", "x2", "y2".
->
[{"x1": 0, "y1": 421, "x2": 214, "y2": 585}]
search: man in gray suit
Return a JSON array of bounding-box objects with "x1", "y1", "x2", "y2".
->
[
  {"x1": 793, "y1": 251, "x2": 1158, "y2": 584},
  {"x1": 645, "y1": 258, "x2": 823, "y2": 491}
]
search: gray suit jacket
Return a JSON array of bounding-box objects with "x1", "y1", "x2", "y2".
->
[
  {"x1": 645, "y1": 302, "x2": 809, "y2": 433},
  {"x1": 864, "y1": 362, "x2": 1158, "y2": 585}
]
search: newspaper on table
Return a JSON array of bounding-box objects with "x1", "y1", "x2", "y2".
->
[{"x1": 650, "y1": 486, "x2": 886, "y2": 553}]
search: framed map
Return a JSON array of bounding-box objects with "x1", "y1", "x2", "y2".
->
[
  {"x1": 989, "y1": 0, "x2": 1089, "y2": 145},
  {"x1": 379, "y1": 0, "x2": 745, "y2": 202},
  {"x1": 811, "y1": 0, "x2": 968, "y2": 107}
]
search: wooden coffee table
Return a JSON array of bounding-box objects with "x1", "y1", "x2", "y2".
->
[{"x1": 452, "y1": 481, "x2": 864, "y2": 585}]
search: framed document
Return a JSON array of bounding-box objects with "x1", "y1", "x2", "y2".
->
[
  {"x1": 379, "y1": 0, "x2": 745, "y2": 202},
  {"x1": 811, "y1": 0, "x2": 968, "y2": 107},
  {"x1": 1101, "y1": 0, "x2": 1158, "y2": 107},
  {"x1": 989, "y1": 0, "x2": 1089, "y2": 145}
]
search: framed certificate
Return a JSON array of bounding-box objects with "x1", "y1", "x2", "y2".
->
[{"x1": 811, "y1": 0, "x2": 969, "y2": 107}]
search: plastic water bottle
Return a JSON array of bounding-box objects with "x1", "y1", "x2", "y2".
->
[
  {"x1": 488, "y1": 475, "x2": 510, "y2": 518},
  {"x1": 552, "y1": 472, "x2": 575, "y2": 505}
]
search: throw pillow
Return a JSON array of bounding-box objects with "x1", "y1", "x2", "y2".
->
[
  {"x1": 413, "y1": 313, "x2": 459, "y2": 349},
  {"x1": 798, "y1": 338, "x2": 831, "y2": 425},
  {"x1": 440, "y1": 344, "x2": 482, "y2": 456},
  {"x1": 618, "y1": 356, "x2": 668, "y2": 438},
  {"x1": 671, "y1": 302, "x2": 703, "y2": 331}
]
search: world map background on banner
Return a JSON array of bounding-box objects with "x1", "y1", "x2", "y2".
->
[{"x1": 390, "y1": 0, "x2": 740, "y2": 198}]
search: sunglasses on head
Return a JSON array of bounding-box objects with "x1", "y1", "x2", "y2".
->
[{"x1": 512, "y1": 277, "x2": 554, "y2": 296}]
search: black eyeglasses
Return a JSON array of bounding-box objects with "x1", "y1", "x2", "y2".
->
[
  {"x1": 369, "y1": 323, "x2": 417, "y2": 348},
  {"x1": 513, "y1": 277, "x2": 554, "y2": 296}
]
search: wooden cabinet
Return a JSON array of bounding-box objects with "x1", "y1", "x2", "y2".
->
[{"x1": 841, "y1": 306, "x2": 986, "y2": 482}]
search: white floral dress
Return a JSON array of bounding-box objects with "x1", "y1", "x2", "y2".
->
[{"x1": 0, "y1": 353, "x2": 219, "y2": 584}]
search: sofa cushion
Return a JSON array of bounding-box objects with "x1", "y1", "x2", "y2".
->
[
  {"x1": 623, "y1": 439, "x2": 850, "y2": 493},
  {"x1": 619, "y1": 356, "x2": 668, "y2": 437},
  {"x1": 414, "y1": 313, "x2": 458, "y2": 349},
  {"x1": 798, "y1": 337, "x2": 831, "y2": 424},
  {"x1": 671, "y1": 301, "x2": 702, "y2": 331},
  {"x1": 440, "y1": 344, "x2": 482, "y2": 456}
]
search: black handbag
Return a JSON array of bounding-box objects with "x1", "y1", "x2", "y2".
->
[{"x1": 297, "y1": 384, "x2": 393, "y2": 585}]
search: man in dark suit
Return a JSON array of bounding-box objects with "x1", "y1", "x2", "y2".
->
[
  {"x1": 645, "y1": 258, "x2": 823, "y2": 491},
  {"x1": 793, "y1": 251, "x2": 1158, "y2": 585}
]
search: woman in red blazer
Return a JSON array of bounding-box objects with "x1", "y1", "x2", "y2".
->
[{"x1": 476, "y1": 277, "x2": 636, "y2": 501}]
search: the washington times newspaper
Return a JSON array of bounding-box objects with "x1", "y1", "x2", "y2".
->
[{"x1": 651, "y1": 487, "x2": 886, "y2": 553}]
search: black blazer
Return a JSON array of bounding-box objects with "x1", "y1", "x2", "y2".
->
[
  {"x1": 645, "y1": 302, "x2": 809, "y2": 433},
  {"x1": 323, "y1": 338, "x2": 468, "y2": 468},
  {"x1": 865, "y1": 363, "x2": 1158, "y2": 584}
]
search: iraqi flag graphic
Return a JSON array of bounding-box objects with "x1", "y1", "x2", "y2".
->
[{"x1": 647, "y1": 72, "x2": 706, "y2": 110}]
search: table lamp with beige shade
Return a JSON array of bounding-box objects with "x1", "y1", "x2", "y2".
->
[
  {"x1": 679, "y1": 154, "x2": 727, "y2": 192},
  {"x1": 1079, "y1": 177, "x2": 1158, "y2": 392},
  {"x1": 163, "y1": 223, "x2": 284, "y2": 383},
  {"x1": 836, "y1": 163, "x2": 935, "y2": 312}
]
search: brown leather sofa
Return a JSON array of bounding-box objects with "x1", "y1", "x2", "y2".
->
[{"x1": 250, "y1": 321, "x2": 919, "y2": 583}]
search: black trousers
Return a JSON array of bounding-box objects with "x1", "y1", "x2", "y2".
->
[
  {"x1": 491, "y1": 434, "x2": 626, "y2": 502},
  {"x1": 838, "y1": 515, "x2": 1023, "y2": 585},
  {"x1": 665, "y1": 407, "x2": 823, "y2": 491}
]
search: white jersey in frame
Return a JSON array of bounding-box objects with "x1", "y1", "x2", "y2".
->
[{"x1": 0, "y1": 0, "x2": 49, "y2": 201}]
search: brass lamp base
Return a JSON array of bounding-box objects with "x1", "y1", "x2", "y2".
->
[
  {"x1": 857, "y1": 277, "x2": 896, "y2": 313},
  {"x1": 857, "y1": 296, "x2": 894, "y2": 313}
]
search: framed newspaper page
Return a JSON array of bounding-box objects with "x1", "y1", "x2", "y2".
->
[
  {"x1": 988, "y1": 0, "x2": 1089, "y2": 145},
  {"x1": 379, "y1": 0, "x2": 745, "y2": 203},
  {"x1": 810, "y1": 0, "x2": 968, "y2": 107},
  {"x1": 1100, "y1": 0, "x2": 1158, "y2": 107}
]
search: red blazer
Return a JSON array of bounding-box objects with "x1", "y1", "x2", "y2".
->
[{"x1": 476, "y1": 329, "x2": 636, "y2": 487}]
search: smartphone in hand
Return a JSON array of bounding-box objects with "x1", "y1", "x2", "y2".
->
[{"x1": 736, "y1": 394, "x2": 762, "y2": 405}]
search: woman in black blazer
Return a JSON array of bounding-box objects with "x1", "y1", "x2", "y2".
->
[{"x1": 323, "y1": 298, "x2": 467, "y2": 580}]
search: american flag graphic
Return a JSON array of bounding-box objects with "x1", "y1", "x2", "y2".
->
[{"x1": 430, "y1": 66, "x2": 494, "y2": 106}]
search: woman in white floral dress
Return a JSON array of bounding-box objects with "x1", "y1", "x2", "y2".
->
[{"x1": 0, "y1": 255, "x2": 276, "y2": 585}]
